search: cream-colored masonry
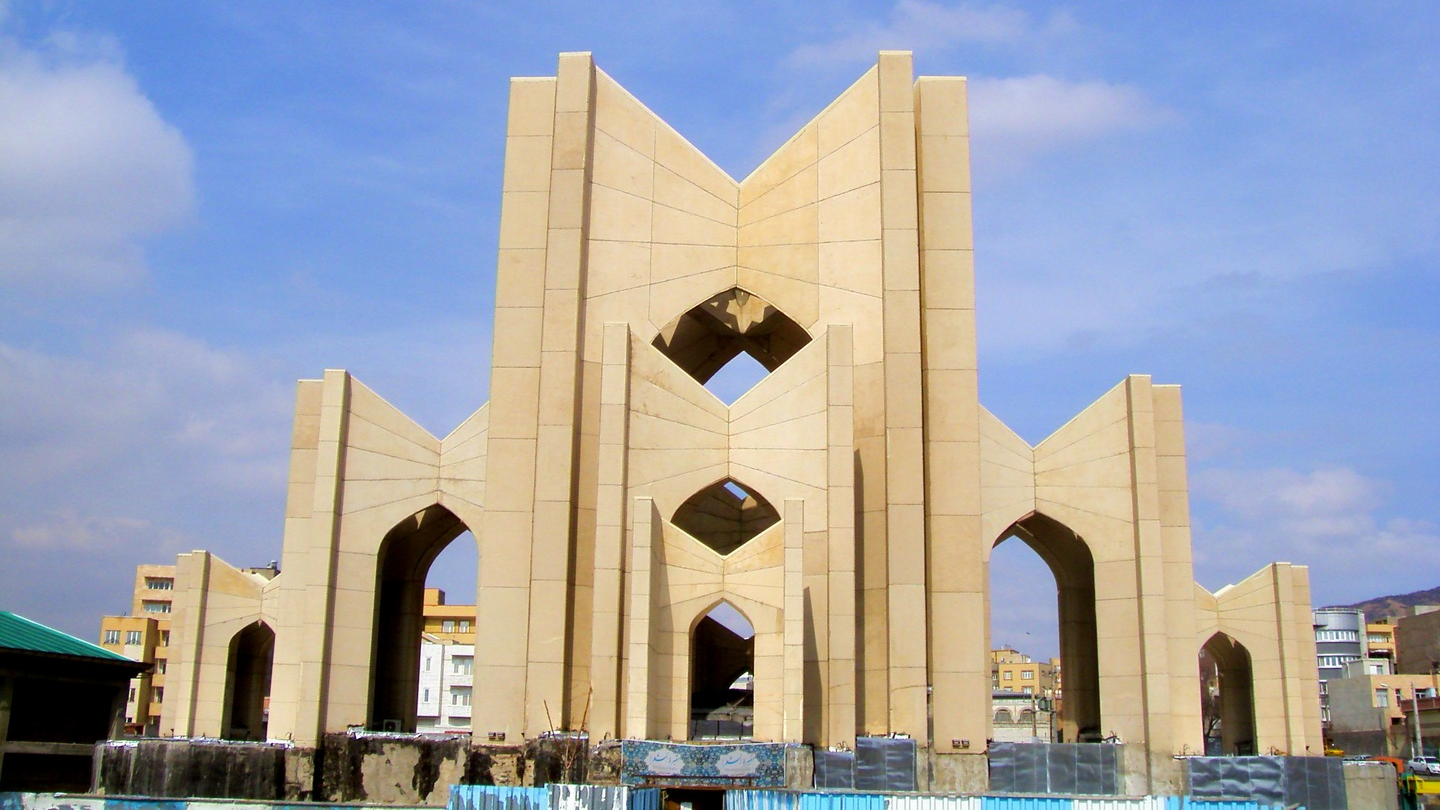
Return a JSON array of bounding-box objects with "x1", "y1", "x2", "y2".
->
[{"x1": 158, "y1": 51, "x2": 1322, "y2": 794}]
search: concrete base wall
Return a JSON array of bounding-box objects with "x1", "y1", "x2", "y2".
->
[
  {"x1": 1343, "y1": 761, "x2": 1399, "y2": 810},
  {"x1": 94, "y1": 737, "x2": 526, "y2": 805},
  {"x1": 928, "y1": 751, "x2": 987, "y2": 792}
]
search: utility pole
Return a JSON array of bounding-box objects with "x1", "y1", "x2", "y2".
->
[
  {"x1": 1413, "y1": 681, "x2": 1426, "y2": 758},
  {"x1": 1031, "y1": 690, "x2": 1039, "y2": 741}
]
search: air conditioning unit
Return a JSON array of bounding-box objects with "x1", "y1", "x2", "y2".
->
[{"x1": 381, "y1": 719, "x2": 401, "y2": 733}]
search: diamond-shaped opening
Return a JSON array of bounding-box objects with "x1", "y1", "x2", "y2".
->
[
  {"x1": 672, "y1": 478, "x2": 780, "y2": 555},
  {"x1": 652, "y1": 288, "x2": 811, "y2": 401},
  {"x1": 703, "y1": 351, "x2": 771, "y2": 405}
]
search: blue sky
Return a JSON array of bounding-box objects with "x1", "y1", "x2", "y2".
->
[{"x1": 1, "y1": 2, "x2": 1436, "y2": 661}]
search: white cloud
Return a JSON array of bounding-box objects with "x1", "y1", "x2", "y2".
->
[
  {"x1": 10, "y1": 509, "x2": 183, "y2": 551},
  {"x1": 0, "y1": 326, "x2": 293, "y2": 633},
  {"x1": 1191, "y1": 466, "x2": 1440, "y2": 603},
  {"x1": 970, "y1": 75, "x2": 1173, "y2": 173},
  {"x1": 0, "y1": 32, "x2": 193, "y2": 289},
  {"x1": 786, "y1": 1, "x2": 1074, "y2": 70},
  {"x1": 0, "y1": 328, "x2": 291, "y2": 491}
]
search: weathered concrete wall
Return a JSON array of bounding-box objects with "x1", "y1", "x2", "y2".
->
[
  {"x1": 928, "y1": 751, "x2": 986, "y2": 792},
  {"x1": 95, "y1": 740, "x2": 286, "y2": 800},
  {"x1": 1343, "y1": 761, "x2": 1399, "y2": 810},
  {"x1": 94, "y1": 737, "x2": 528, "y2": 804},
  {"x1": 316, "y1": 734, "x2": 513, "y2": 805}
]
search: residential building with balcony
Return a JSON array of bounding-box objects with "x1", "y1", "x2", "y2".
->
[{"x1": 1313, "y1": 607, "x2": 1366, "y2": 729}]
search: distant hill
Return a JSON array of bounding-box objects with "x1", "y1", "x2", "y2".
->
[{"x1": 1329, "y1": 586, "x2": 1440, "y2": 622}]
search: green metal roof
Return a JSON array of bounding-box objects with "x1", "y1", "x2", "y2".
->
[{"x1": 0, "y1": 610, "x2": 136, "y2": 662}]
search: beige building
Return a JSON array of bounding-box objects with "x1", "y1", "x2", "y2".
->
[
  {"x1": 991, "y1": 648, "x2": 1059, "y2": 699},
  {"x1": 1367, "y1": 620, "x2": 1397, "y2": 662},
  {"x1": 421, "y1": 589, "x2": 477, "y2": 645},
  {"x1": 151, "y1": 52, "x2": 1321, "y2": 792},
  {"x1": 1327, "y1": 668, "x2": 1438, "y2": 757},
  {"x1": 1397, "y1": 608, "x2": 1440, "y2": 677},
  {"x1": 98, "y1": 564, "x2": 177, "y2": 734}
]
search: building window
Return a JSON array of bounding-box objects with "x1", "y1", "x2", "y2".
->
[
  {"x1": 153, "y1": 688, "x2": 163, "y2": 703},
  {"x1": 423, "y1": 689, "x2": 430, "y2": 703},
  {"x1": 1021, "y1": 670, "x2": 1035, "y2": 680},
  {"x1": 161, "y1": 631, "x2": 169, "y2": 645},
  {"x1": 425, "y1": 658, "x2": 431, "y2": 672},
  {"x1": 142, "y1": 601, "x2": 171, "y2": 614},
  {"x1": 453, "y1": 657, "x2": 472, "y2": 676},
  {"x1": 129, "y1": 687, "x2": 136, "y2": 701},
  {"x1": 452, "y1": 689, "x2": 472, "y2": 707},
  {"x1": 459, "y1": 620, "x2": 471, "y2": 633},
  {"x1": 126, "y1": 630, "x2": 142, "y2": 645},
  {"x1": 104, "y1": 629, "x2": 121, "y2": 644},
  {"x1": 145, "y1": 578, "x2": 173, "y2": 590},
  {"x1": 1003, "y1": 671, "x2": 1013, "y2": 681},
  {"x1": 157, "y1": 660, "x2": 166, "y2": 674},
  {"x1": 442, "y1": 620, "x2": 456, "y2": 633},
  {"x1": 1376, "y1": 688, "x2": 1389, "y2": 707},
  {"x1": 1022, "y1": 686, "x2": 1034, "y2": 695},
  {"x1": 1316, "y1": 629, "x2": 1358, "y2": 642}
]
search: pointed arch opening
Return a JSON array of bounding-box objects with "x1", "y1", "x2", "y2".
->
[
  {"x1": 369, "y1": 504, "x2": 474, "y2": 732},
  {"x1": 1200, "y1": 632, "x2": 1257, "y2": 755},
  {"x1": 222, "y1": 620, "x2": 274, "y2": 741},
  {"x1": 672, "y1": 478, "x2": 780, "y2": 555},
  {"x1": 689, "y1": 601, "x2": 755, "y2": 740},
  {"x1": 652, "y1": 288, "x2": 811, "y2": 402},
  {"x1": 990, "y1": 513, "x2": 1099, "y2": 743}
]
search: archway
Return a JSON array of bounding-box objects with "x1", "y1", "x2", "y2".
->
[
  {"x1": 991, "y1": 513, "x2": 1100, "y2": 743},
  {"x1": 222, "y1": 621, "x2": 274, "y2": 741},
  {"x1": 1200, "y1": 633, "x2": 1256, "y2": 755},
  {"x1": 652, "y1": 288, "x2": 811, "y2": 402},
  {"x1": 689, "y1": 602, "x2": 755, "y2": 740},
  {"x1": 369, "y1": 504, "x2": 472, "y2": 732}
]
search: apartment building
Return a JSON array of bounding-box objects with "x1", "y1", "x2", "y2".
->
[
  {"x1": 415, "y1": 637, "x2": 475, "y2": 733},
  {"x1": 421, "y1": 588, "x2": 476, "y2": 644},
  {"x1": 98, "y1": 565, "x2": 176, "y2": 734},
  {"x1": 1366, "y1": 620, "x2": 1397, "y2": 662},
  {"x1": 1313, "y1": 608, "x2": 1366, "y2": 726},
  {"x1": 990, "y1": 648, "x2": 1060, "y2": 698}
]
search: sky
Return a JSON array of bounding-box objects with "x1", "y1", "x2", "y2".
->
[{"x1": 1, "y1": 2, "x2": 1437, "y2": 662}]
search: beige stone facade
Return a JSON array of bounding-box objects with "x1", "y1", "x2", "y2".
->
[{"x1": 155, "y1": 52, "x2": 1321, "y2": 791}]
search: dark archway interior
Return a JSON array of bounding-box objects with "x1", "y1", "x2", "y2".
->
[
  {"x1": 223, "y1": 621, "x2": 274, "y2": 741},
  {"x1": 689, "y1": 608, "x2": 754, "y2": 740},
  {"x1": 995, "y1": 513, "x2": 1101, "y2": 742},
  {"x1": 672, "y1": 479, "x2": 780, "y2": 555},
  {"x1": 370, "y1": 504, "x2": 469, "y2": 731},
  {"x1": 652, "y1": 288, "x2": 811, "y2": 386},
  {"x1": 1201, "y1": 632, "x2": 1257, "y2": 755}
]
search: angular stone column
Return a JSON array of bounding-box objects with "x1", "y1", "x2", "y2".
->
[
  {"x1": 623, "y1": 497, "x2": 658, "y2": 739},
  {"x1": 589, "y1": 323, "x2": 632, "y2": 739}
]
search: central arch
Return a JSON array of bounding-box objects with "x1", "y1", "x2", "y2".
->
[
  {"x1": 1201, "y1": 632, "x2": 1257, "y2": 755},
  {"x1": 992, "y1": 513, "x2": 1101, "y2": 742},
  {"x1": 368, "y1": 504, "x2": 473, "y2": 732},
  {"x1": 222, "y1": 620, "x2": 274, "y2": 741},
  {"x1": 689, "y1": 601, "x2": 755, "y2": 740}
]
